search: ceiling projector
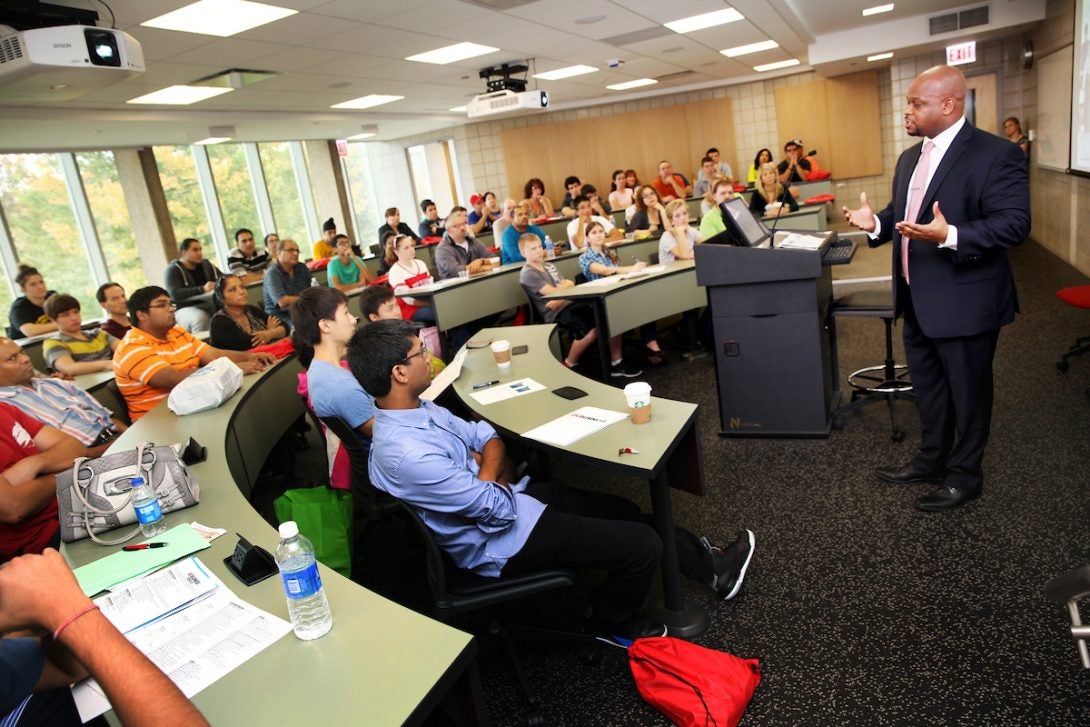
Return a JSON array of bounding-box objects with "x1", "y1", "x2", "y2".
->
[{"x1": 0, "y1": 25, "x2": 144, "y2": 101}]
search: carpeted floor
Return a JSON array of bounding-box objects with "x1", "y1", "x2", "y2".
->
[{"x1": 465, "y1": 239, "x2": 1090, "y2": 726}]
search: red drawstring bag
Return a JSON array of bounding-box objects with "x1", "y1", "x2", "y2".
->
[
  {"x1": 249, "y1": 338, "x2": 295, "y2": 359},
  {"x1": 803, "y1": 193, "x2": 836, "y2": 205},
  {"x1": 628, "y1": 637, "x2": 760, "y2": 727},
  {"x1": 306, "y1": 258, "x2": 331, "y2": 271}
]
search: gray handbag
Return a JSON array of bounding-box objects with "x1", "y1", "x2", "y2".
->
[{"x1": 54, "y1": 441, "x2": 201, "y2": 545}]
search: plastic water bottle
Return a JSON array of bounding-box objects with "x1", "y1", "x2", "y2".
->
[
  {"x1": 130, "y1": 476, "x2": 166, "y2": 538},
  {"x1": 544, "y1": 234, "x2": 555, "y2": 258},
  {"x1": 276, "y1": 521, "x2": 332, "y2": 640},
  {"x1": 310, "y1": 277, "x2": 319, "y2": 287}
]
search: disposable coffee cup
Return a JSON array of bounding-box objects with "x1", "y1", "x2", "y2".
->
[
  {"x1": 765, "y1": 201, "x2": 782, "y2": 212},
  {"x1": 457, "y1": 269, "x2": 469, "y2": 280},
  {"x1": 623, "y1": 382, "x2": 652, "y2": 425},
  {"x1": 491, "y1": 340, "x2": 512, "y2": 368},
  {"x1": 489, "y1": 256, "x2": 500, "y2": 266}
]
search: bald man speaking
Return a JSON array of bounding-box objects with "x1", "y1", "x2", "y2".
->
[{"x1": 844, "y1": 64, "x2": 1030, "y2": 512}]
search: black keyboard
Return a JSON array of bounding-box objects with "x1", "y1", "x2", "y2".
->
[{"x1": 822, "y1": 238, "x2": 855, "y2": 265}]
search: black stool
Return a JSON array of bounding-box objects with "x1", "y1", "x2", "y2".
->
[{"x1": 827, "y1": 288, "x2": 915, "y2": 441}]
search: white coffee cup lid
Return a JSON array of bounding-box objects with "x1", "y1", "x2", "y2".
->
[
  {"x1": 490, "y1": 340, "x2": 511, "y2": 351},
  {"x1": 624, "y1": 382, "x2": 651, "y2": 395}
]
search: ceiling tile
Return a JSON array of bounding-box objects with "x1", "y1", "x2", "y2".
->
[{"x1": 167, "y1": 37, "x2": 289, "y2": 66}]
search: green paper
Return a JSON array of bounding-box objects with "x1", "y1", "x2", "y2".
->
[{"x1": 73, "y1": 524, "x2": 212, "y2": 596}]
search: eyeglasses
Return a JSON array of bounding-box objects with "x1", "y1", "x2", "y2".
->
[
  {"x1": 282, "y1": 247, "x2": 300, "y2": 254},
  {"x1": 401, "y1": 342, "x2": 431, "y2": 365},
  {"x1": 148, "y1": 302, "x2": 177, "y2": 310}
]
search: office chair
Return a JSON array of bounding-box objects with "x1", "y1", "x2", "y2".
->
[
  {"x1": 103, "y1": 379, "x2": 131, "y2": 426},
  {"x1": 1044, "y1": 564, "x2": 1090, "y2": 668},
  {"x1": 394, "y1": 500, "x2": 597, "y2": 723},
  {"x1": 1055, "y1": 285, "x2": 1090, "y2": 375},
  {"x1": 827, "y1": 287, "x2": 915, "y2": 441}
]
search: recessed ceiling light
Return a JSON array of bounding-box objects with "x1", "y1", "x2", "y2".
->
[
  {"x1": 141, "y1": 0, "x2": 297, "y2": 38},
  {"x1": 449, "y1": 105, "x2": 468, "y2": 113},
  {"x1": 867, "y1": 52, "x2": 894, "y2": 61},
  {"x1": 406, "y1": 42, "x2": 498, "y2": 65},
  {"x1": 607, "y1": 78, "x2": 657, "y2": 91},
  {"x1": 126, "y1": 85, "x2": 234, "y2": 105},
  {"x1": 721, "y1": 40, "x2": 779, "y2": 58},
  {"x1": 662, "y1": 46, "x2": 683, "y2": 54},
  {"x1": 863, "y1": 4, "x2": 895, "y2": 16},
  {"x1": 331, "y1": 94, "x2": 403, "y2": 110},
  {"x1": 574, "y1": 15, "x2": 606, "y2": 25},
  {"x1": 534, "y1": 65, "x2": 598, "y2": 81},
  {"x1": 664, "y1": 8, "x2": 744, "y2": 34},
  {"x1": 754, "y1": 59, "x2": 800, "y2": 72}
]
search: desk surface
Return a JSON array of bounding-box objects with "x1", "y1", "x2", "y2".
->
[{"x1": 62, "y1": 357, "x2": 476, "y2": 726}]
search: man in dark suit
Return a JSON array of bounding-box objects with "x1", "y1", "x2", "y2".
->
[{"x1": 843, "y1": 64, "x2": 1030, "y2": 512}]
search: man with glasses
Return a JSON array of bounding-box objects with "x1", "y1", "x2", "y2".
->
[
  {"x1": 263, "y1": 239, "x2": 313, "y2": 329},
  {"x1": 114, "y1": 286, "x2": 274, "y2": 421}
]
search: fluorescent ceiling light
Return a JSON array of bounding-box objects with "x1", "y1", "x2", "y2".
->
[
  {"x1": 867, "y1": 52, "x2": 894, "y2": 62},
  {"x1": 194, "y1": 136, "x2": 233, "y2": 145},
  {"x1": 126, "y1": 85, "x2": 233, "y2": 105},
  {"x1": 534, "y1": 65, "x2": 598, "y2": 81},
  {"x1": 331, "y1": 94, "x2": 403, "y2": 110},
  {"x1": 607, "y1": 78, "x2": 657, "y2": 91},
  {"x1": 449, "y1": 105, "x2": 468, "y2": 112},
  {"x1": 754, "y1": 59, "x2": 800, "y2": 72},
  {"x1": 721, "y1": 40, "x2": 779, "y2": 58},
  {"x1": 665, "y1": 8, "x2": 744, "y2": 33},
  {"x1": 406, "y1": 42, "x2": 498, "y2": 65},
  {"x1": 862, "y1": 4, "x2": 895, "y2": 16},
  {"x1": 347, "y1": 132, "x2": 375, "y2": 140},
  {"x1": 141, "y1": 0, "x2": 297, "y2": 38}
]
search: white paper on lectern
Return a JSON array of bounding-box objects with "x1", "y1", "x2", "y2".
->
[
  {"x1": 72, "y1": 561, "x2": 292, "y2": 722},
  {"x1": 522, "y1": 406, "x2": 628, "y2": 446}
]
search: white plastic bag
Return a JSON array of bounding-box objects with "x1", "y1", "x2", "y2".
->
[{"x1": 167, "y1": 357, "x2": 243, "y2": 415}]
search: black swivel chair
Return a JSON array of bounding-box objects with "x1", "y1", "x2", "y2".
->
[
  {"x1": 827, "y1": 287, "x2": 915, "y2": 441},
  {"x1": 1044, "y1": 565, "x2": 1090, "y2": 669},
  {"x1": 395, "y1": 500, "x2": 597, "y2": 721}
]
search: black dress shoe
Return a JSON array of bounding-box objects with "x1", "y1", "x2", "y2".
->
[
  {"x1": 876, "y1": 463, "x2": 944, "y2": 484},
  {"x1": 916, "y1": 485, "x2": 980, "y2": 512}
]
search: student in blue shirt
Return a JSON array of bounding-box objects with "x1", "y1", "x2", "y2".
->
[{"x1": 346, "y1": 319, "x2": 756, "y2": 643}]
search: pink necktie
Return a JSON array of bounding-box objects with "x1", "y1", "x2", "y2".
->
[{"x1": 902, "y1": 140, "x2": 935, "y2": 285}]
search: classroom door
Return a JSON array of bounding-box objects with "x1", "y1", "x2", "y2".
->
[{"x1": 965, "y1": 72, "x2": 998, "y2": 134}]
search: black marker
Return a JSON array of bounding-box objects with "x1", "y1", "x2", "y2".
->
[{"x1": 472, "y1": 380, "x2": 500, "y2": 390}]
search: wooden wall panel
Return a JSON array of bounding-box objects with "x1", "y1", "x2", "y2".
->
[
  {"x1": 776, "y1": 70, "x2": 882, "y2": 179},
  {"x1": 499, "y1": 98, "x2": 734, "y2": 204}
]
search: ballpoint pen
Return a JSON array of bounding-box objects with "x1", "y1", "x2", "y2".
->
[
  {"x1": 472, "y1": 380, "x2": 500, "y2": 390},
  {"x1": 122, "y1": 543, "x2": 167, "y2": 551}
]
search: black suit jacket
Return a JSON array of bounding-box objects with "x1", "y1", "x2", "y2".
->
[{"x1": 873, "y1": 121, "x2": 1030, "y2": 339}]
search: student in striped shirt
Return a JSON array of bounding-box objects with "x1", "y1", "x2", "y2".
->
[
  {"x1": 41, "y1": 293, "x2": 118, "y2": 376},
  {"x1": 113, "y1": 286, "x2": 275, "y2": 421}
]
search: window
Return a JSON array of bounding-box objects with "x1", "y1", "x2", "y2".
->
[
  {"x1": 154, "y1": 145, "x2": 210, "y2": 243},
  {"x1": 206, "y1": 143, "x2": 259, "y2": 244},
  {"x1": 0, "y1": 153, "x2": 97, "y2": 314},
  {"x1": 343, "y1": 143, "x2": 380, "y2": 252},
  {"x1": 258, "y1": 142, "x2": 308, "y2": 245},
  {"x1": 76, "y1": 151, "x2": 147, "y2": 296}
]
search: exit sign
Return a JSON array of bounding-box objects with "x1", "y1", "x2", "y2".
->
[{"x1": 946, "y1": 41, "x2": 976, "y2": 66}]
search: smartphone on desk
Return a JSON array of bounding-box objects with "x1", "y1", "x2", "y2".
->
[{"x1": 512, "y1": 345, "x2": 528, "y2": 356}]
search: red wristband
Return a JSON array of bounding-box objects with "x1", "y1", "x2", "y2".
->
[{"x1": 52, "y1": 603, "x2": 100, "y2": 641}]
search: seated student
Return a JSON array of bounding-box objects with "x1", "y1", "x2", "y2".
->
[
  {"x1": 41, "y1": 294, "x2": 117, "y2": 375},
  {"x1": 747, "y1": 148, "x2": 773, "y2": 184},
  {"x1": 164, "y1": 238, "x2": 221, "y2": 333},
  {"x1": 777, "y1": 139, "x2": 811, "y2": 184},
  {"x1": 227, "y1": 228, "x2": 269, "y2": 283},
  {"x1": 629, "y1": 185, "x2": 668, "y2": 232},
  {"x1": 358, "y1": 286, "x2": 445, "y2": 378},
  {"x1": 579, "y1": 221, "x2": 664, "y2": 368},
  {"x1": 263, "y1": 239, "x2": 313, "y2": 328},
  {"x1": 707, "y1": 147, "x2": 734, "y2": 183},
  {"x1": 625, "y1": 169, "x2": 640, "y2": 191},
  {"x1": 500, "y1": 203, "x2": 545, "y2": 265},
  {"x1": 346, "y1": 319, "x2": 755, "y2": 642},
  {"x1": 292, "y1": 287, "x2": 374, "y2": 452},
  {"x1": 209, "y1": 275, "x2": 287, "y2": 352},
  {"x1": 385, "y1": 234, "x2": 437, "y2": 325},
  {"x1": 418, "y1": 199, "x2": 446, "y2": 239},
  {"x1": 377, "y1": 207, "x2": 421, "y2": 249},
  {"x1": 327, "y1": 234, "x2": 375, "y2": 292},
  {"x1": 8, "y1": 265, "x2": 57, "y2": 339},
  {"x1": 658, "y1": 200, "x2": 702, "y2": 263},
  {"x1": 264, "y1": 232, "x2": 280, "y2": 259},
  {"x1": 750, "y1": 161, "x2": 798, "y2": 217},
  {"x1": 434, "y1": 211, "x2": 494, "y2": 279},
  {"x1": 581, "y1": 184, "x2": 612, "y2": 216},
  {"x1": 491, "y1": 197, "x2": 517, "y2": 243},
  {"x1": 609, "y1": 169, "x2": 635, "y2": 213},
  {"x1": 559, "y1": 176, "x2": 583, "y2": 217},
  {"x1": 467, "y1": 193, "x2": 496, "y2": 236},
  {"x1": 522, "y1": 177, "x2": 554, "y2": 218},
  {"x1": 650, "y1": 160, "x2": 691, "y2": 202},
  {"x1": 699, "y1": 180, "x2": 737, "y2": 239},
  {"x1": 693, "y1": 155, "x2": 724, "y2": 197},
  {"x1": 518, "y1": 234, "x2": 607, "y2": 371},
  {"x1": 313, "y1": 218, "x2": 337, "y2": 260},
  {"x1": 96, "y1": 282, "x2": 131, "y2": 340},
  {"x1": 115, "y1": 286, "x2": 274, "y2": 421},
  {"x1": 566, "y1": 195, "x2": 619, "y2": 251},
  {"x1": 0, "y1": 337, "x2": 125, "y2": 457},
  {"x1": 0, "y1": 551, "x2": 210, "y2": 726},
  {"x1": 0, "y1": 402, "x2": 86, "y2": 562}
]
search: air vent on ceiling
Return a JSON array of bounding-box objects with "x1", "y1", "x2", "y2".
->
[
  {"x1": 0, "y1": 35, "x2": 24, "y2": 64},
  {"x1": 655, "y1": 70, "x2": 696, "y2": 83},
  {"x1": 602, "y1": 26, "x2": 674, "y2": 46},
  {"x1": 930, "y1": 5, "x2": 989, "y2": 35}
]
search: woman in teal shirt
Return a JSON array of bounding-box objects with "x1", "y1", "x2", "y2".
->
[{"x1": 327, "y1": 235, "x2": 374, "y2": 292}]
